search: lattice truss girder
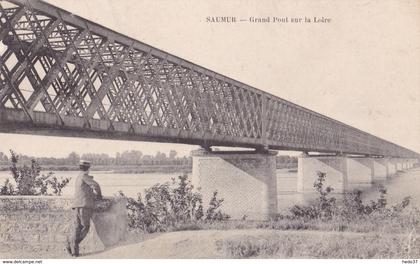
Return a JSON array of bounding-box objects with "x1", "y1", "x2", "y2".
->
[
  {"x1": 0, "y1": 0, "x2": 417, "y2": 158},
  {"x1": 0, "y1": 2, "x2": 262, "y2": 139}
]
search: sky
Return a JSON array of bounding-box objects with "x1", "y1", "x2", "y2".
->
[{"x1": 0, "y1": 0, "x2": 418, "y2": 158}]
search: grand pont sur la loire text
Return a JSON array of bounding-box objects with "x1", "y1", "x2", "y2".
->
[{"x1": 205, "y1": 16, "x2": 331, "y2": 24}]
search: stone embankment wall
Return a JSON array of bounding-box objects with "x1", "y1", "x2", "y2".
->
[{"x1": 0, "y1": 196, "x2": 127, "y2": 257}]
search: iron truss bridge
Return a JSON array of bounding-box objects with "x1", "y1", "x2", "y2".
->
[{"x1": 0, "y1": 0, "x2": 417, "y2": 158}]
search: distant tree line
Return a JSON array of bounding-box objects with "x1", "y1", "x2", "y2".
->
[
  {"x1": 0, "y1": 150, "x2": 296, "y2": 168},
  {"x1": 0, "y1": 150, "x2": 191, "y2": 167},
  {"x1": 276, "y1": 155, "x2": 297, "y2": 164},
  {"x1": 0, "y1": 152, "x2": 8, "y2": 164}
]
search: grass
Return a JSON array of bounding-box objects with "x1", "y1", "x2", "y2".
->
[
  {"x1": 165, "y1": 204, "x2": 420, "y2": 234},
  {"x1": 217, "y1": 230, "x2": 420, "y2": 258}
]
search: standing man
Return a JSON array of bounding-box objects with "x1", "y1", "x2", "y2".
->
[{"x1": 66, "y1": 160, "x2": 102, "y2": 257}]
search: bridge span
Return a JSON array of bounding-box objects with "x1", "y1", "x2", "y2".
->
[{"x1": 0, "y1": 0, "x2": 418, "y2": 219}]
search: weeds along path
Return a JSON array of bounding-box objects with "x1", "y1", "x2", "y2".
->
[{"x1": 83, "y1": 229, "x2": 419, "y2": 258}]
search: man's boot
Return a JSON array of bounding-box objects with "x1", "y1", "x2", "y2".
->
[
  {"x1": 69, "y1": 240, "x2": 79, "y2": 257},
  {"x1": 73, "y1": 244, "x2": 80, "y2": 257},
  {"x1": 65, "y1": 240, "x2": 72, "y2": 256}
]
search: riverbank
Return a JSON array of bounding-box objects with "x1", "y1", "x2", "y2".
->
[
  {"x1": 0, "y1": 164, "x2": 192, "y2": 174},
  {"x1": 0, "y1": 164, "x2": 297, "y2": 173}
]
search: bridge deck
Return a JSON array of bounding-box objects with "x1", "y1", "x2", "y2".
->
[{"x1": 0, "y1": 0, "x2": 417, "y2": 158}]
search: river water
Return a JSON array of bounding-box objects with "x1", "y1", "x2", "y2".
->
[
  {"x1": 1, "y1": 168, "x2": 419, "y2": 211},
  {"x1": 0, "y1": 169, "x2": 297, "y2": 211}
]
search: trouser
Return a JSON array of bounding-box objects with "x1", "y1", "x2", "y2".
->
[{"x1": 69, "y1": 207, "x2": 93, "y2": 255}]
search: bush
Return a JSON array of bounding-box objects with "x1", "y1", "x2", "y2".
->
[
  {"x1": 206, "y1": 191, "x2": 230, "y2": 222},
  {"x1": 120, "y1": 174, "x2": 229, "y2": 233},
  {"x1": 0, "y1": 150, "x2": 69, "y2": 196},
  {"x1": 288, "y1": 171, "x2": 337, "y2": 221},
  {"x1": 286, "y1": 171, "x2": 411, "y2": 222}
]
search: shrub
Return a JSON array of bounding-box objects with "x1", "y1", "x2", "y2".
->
[
  {"x1": 0, "y1": 178, "x2": 14, "y2": 195},
  {"x1": 120, "y1": 174, "x2": 229, "y2": 233},
  {"x1": 206, "y1": 191, "x2": 230, "y2": 221},
  {"x1": 0, "y1": 150, "x2": 69, "y2": 196},
  {"x1": 288, "y1": 171, "x2": 337, "y2": 221},
  {"x1": 286, "y1": 171, "x2": 411, "y2": 222}
]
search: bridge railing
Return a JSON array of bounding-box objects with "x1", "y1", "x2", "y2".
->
[{"x1": 0, "y1": 0, "x2": 418, "y2": 158}]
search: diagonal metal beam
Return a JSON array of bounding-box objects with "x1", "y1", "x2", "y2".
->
[
  {"x1": 0, "y1": 5, "x2": 26, "y2": 39},
  {"x1": 26, "y1": 29, "x2": 88, "y2": 110}
]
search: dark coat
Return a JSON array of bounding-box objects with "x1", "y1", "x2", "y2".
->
[{"x1": 72, "y1": 171, "x2": 102, "y2": 209}]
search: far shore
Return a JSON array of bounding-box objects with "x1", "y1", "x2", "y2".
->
[
  {"x1": 0, "y1": 163, "x2": 297, "y2": 174},
  {"x1": 0, "y1": 164, "x2": 192, "y2": 174}
]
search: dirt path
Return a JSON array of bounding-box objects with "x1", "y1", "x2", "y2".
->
[{"x1": 83, "y1": 229, "x2": 233, "y2": 258}]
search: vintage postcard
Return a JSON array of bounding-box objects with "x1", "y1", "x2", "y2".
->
[{"x1": 0, "y1": 0, "x2": 419, "y2": 262}]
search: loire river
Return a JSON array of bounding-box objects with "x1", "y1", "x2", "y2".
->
[
  {"x1": 1, "y1": 168, "x2": 419, "y2": 211},
  {"x1": 0, "y1": 169, "x2": 298, "y2": 211}
]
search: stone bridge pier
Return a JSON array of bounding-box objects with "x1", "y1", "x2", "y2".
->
[
  {"x1": 297, "y1": 154, "x2": 374, "y2": 203},
  {"x1": 296, "y1": 154, "x2": 416, "y2": 204},
  {"x1": 394, "y1": 159, "x2": 404, "y2": 171},
  {"x1": 403, "y1": 159, "x2": 414, "y2": 169},
  {"x1": 191, "y1": 148, "x2": 278, "y2": 221},
  {"x1": 192, "y1": 149, "x2": 419, "y2": 220}
]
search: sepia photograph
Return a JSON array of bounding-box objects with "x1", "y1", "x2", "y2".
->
[{"x1": 0, "y1": 0, "x2": 419, "y2": 261}]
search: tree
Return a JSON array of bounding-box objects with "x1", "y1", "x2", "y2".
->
[
  {"x1": 155, "y1": 151, "x2": 166, "y2": 160},
  {"x1": 120, "y1": 150, "x2": 143, "y2": 165},
  {"x1": 116, "y1": 152, "x2": 121, "y2": 165},
  {"x1": 0, "y1": 150, "x2": 69, "y2": 196},
  {"x1": 67, "y1": 152, "x2": 80, "y2": 165},
  {"x1": 0, "y1": 152, "x2": 8, "y2": 164},
  {"x1": 169, "y1": 150, "x2": 177, "y2": 159}
]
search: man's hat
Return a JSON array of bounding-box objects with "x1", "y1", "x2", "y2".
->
[{"x1": 79, "y1": 160, "x2": 91, "y2": 167}]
